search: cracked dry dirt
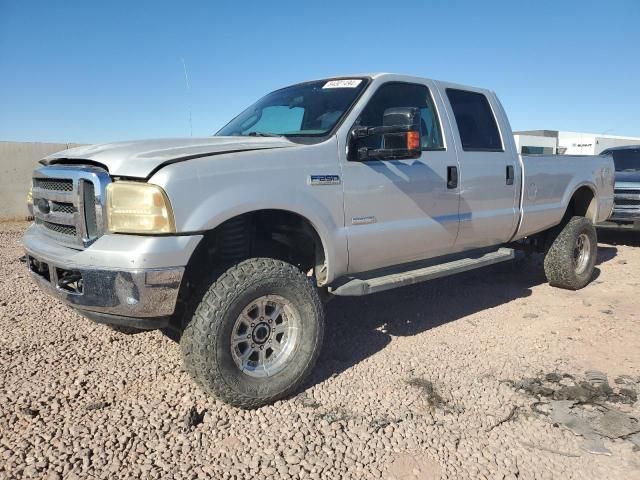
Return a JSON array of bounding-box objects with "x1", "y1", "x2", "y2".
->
[{"x1": 1, "y1": 222, "x2": 639, "y2": 479}]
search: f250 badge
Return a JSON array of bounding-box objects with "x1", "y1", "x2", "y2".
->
[{"x1": 308, "y1": 175, "x2": 341, "y2": 186}]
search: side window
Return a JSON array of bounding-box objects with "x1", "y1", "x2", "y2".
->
[
  {"x1": 446, "y1": 89, "x2": 503, "y2": 151},
  {"x1": 355, "y1": 83, "x2": 444, "y2": 151}
]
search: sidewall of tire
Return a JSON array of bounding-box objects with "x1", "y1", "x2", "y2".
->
[
  {"x1": 216, "y1": 276, "x2": 321, "y2": 399},
  {"x1": 544, "y1": 216, "x2": 597, "y2": 290},
  {"x1": 181, "y1": 258, "x2": 324, "y2": 408}
]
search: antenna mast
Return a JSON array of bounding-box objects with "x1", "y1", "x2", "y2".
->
[{"x1": 181, "y1": 57, "x2": 193, "y2": 136}]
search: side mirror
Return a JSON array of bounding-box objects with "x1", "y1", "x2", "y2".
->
[{"x1": 351, "y1": 107, "x2": 422, "y2": 161}]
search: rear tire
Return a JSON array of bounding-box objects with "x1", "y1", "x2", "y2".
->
[
  {"x1": 543, "y1": 216, "x2": 597, "y2": 290},
  {"x1": 180, "y1": 258, "x2": 324, "y2": 408}
]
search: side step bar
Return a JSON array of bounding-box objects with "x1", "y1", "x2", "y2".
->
[{"x1": 330, "y1": 248, "x2": 515, "y2": 296}]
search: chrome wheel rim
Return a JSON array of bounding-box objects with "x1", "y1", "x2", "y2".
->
[
  {"x1": 574, "y1": 233, "x2": 591, "y2": 275},
  {"x1": 230, "y1": 295, "x2": 300, "y2": 378}
]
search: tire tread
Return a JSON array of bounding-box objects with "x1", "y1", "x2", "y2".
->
[
  {"x1": 180, "y1": 258, "x2": 324, "y2": 408},
  {"x1": 543, "y1": 216, "x2": 597, "y2": 290}
]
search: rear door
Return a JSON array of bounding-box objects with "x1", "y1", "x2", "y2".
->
[{"x1": 440, "y1": 86, "x2": 519, "y2": 248}]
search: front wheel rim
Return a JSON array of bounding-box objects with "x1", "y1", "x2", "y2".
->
[
  {"x1": 573, "y1": 233, "x2": 591, "y2": 275},
  {"x1": 230, "y1": 295, "x2": 301, "y2": 378}
]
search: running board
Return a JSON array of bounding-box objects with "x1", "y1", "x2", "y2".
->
[{"x1": 330, "y1": 248, "x2": 515, "y2": 296}]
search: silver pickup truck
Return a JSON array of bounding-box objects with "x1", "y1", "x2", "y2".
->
[{"x1": 24, "y1": 74, "x2": 614, "y2": 407}]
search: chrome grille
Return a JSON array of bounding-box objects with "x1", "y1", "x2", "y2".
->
[
  {"x1": 50, "y1": 201, "x2": 76, "y2": 214},
  {"x1": 614, "y1": 187, "x2": 640, "y2": 207},
  {"x1": 615, "y1": 197, "x2": 640, "y2": 206},
  {"x1": 35, "y1": 218, "x2": 77, "y2": 237},
  {"x1": 33, "y1": 178, "x2": 73, "y2": 191},
  {"x1": 32, "y1": 165, "x2": 111, "y2": 249},
  {"x1": 614, "y1": 189, "x2": 640, "y2": 196}
]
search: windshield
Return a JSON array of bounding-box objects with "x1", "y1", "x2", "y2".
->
[
  {"x1": 606, "y1": 148, "x2": 640, "y2": 171},
  {"x1": 216, "y1": 78, "x2": 368, "y2": 138}
]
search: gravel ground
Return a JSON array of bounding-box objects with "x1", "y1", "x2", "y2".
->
[{"x1": 1, "y1": 222, "x2": 639, "y2": 480}]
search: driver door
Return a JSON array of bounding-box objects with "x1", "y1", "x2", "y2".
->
[{"x1": 340, "y1": 81, "x2": 461, "y2": 273}]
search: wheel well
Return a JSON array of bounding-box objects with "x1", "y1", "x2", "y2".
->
[
  {"x1": 191, "y1": 209, "x2": 326, "y2": 282},
  {"x1": 569, "y1": 186, "x2": 597, "y2": 222},
  {"x1": 171, "y1": 210, "x2": 327, "y2": 330},
  {"x1": 511, "y1": 185, "x2": 597, "y2": 255}
]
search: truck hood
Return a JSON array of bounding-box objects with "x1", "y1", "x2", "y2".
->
[
  {"x1": 42, "y1": 136, "x2": 297, "y2": 178},
  {"x1": 615, "y1": 170, "x2": 640, "y2": 184}
]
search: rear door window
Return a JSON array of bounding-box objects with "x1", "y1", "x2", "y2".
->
[{"x1": 446, "y1": 89, "x2": 503, "y2": 152}]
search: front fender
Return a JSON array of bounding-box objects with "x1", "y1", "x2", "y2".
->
[
  {"x1": 149, "y1": 141, "x2": 348, "y2": 283},
  {"x1": 191, "y1": 194, "x2": 345, "y2": 282}
]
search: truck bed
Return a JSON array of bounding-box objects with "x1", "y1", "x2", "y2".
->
[{"x1": 515, "y1": 154, "x2": 615, "y2": 239}]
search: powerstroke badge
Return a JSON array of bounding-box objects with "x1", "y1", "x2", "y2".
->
[{"x1": 308, "y1": 175, "x2": 341, "y2": 186}]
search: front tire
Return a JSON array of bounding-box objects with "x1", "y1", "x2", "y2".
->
[
  {"x1": 180, "y1": 258, "x2": 324, "y2": 408},
  {"x1": 543, "y1": 216, "x2": 597, "y2": 290}
]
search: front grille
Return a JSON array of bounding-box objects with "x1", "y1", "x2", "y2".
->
[
  {"x1": 615, "y1": 189, "x2": 640, "y2": 196},
  {"x1": 32, "y1": 166, "x2": 110, "y2": 248},
  {"x1": 51, "y1": 201, "x2": 76, "y2": 214},
  {"x1": 36, "y1": 218, "x2": 77, "y2": 237},
  {"x1": 614, "y1": 186, "x2": 640, "y2": 209},
  {"x1": 33, "y1": 178, "x2": 73, "y2": 191},
  {"x1": 615, "y1": 198, "x2": 640, "y2": 206}
]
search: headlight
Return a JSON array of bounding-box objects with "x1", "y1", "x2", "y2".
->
[{"x1": 106, "y1": 181, "x2": 176, "y2": 234}]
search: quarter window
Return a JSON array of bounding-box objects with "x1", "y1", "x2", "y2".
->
[
  {"x1": 354, "y1": 83, "x2": 444, "y2": 151},
  {"x1": 446, "y1": 89, "x2": 503, "y2": 151}
]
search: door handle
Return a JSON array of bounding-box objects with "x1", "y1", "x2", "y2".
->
[
  {"x1": 506, "y1": 165, "x2": 514, "y2": 185},
  {"x1": 447, "y1": 166, "x2": 458, "y2": 189}
]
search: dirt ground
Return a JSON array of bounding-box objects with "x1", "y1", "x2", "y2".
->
[{"x1": 1, "y1": 222, "x2": 639, "y2": 480}]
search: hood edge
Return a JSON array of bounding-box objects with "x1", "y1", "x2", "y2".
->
[{"x1": 41, "y1": 145, "x2": 291, "y2": 180}]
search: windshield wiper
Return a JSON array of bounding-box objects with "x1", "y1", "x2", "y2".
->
[{"x1": 246, "y1": 131, "x2": 282, "y2": 137}]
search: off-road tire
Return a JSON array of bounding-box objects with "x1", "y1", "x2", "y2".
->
[
  {"x1": 543, "y1": 216, "x2": 597, "y2": 290},
  {"x1": 180, "y1": 258, "x2": 324, "y2": 408}
]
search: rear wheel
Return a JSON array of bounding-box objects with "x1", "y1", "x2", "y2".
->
[
  {"x1": 180, "y1": 258, "x2": 324, "y2": 408},
  {"x1": 543, "y1": 216, "x2": 597, "y2": 290}
]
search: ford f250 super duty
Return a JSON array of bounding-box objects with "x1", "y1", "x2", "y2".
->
[{"x1": 24, "y1": 74, "x2": 615, "y2": 408}]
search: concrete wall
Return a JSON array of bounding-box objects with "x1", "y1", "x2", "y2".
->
[{"x1": 0, "y1": 141, "x2": 83, "y2": 220}]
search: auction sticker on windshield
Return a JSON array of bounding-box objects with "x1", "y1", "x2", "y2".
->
[{"x1": 323, "y1": 79, "x2": 362, "y2": 89}]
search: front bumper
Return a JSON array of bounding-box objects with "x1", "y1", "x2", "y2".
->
[{"x1": 23, "y1": 224, "x2": 202, "y2": 328}]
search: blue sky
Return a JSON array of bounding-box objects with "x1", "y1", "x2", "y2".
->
[{"x1": 1, "y1": 0, "x2": 639, "y2": 144}]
